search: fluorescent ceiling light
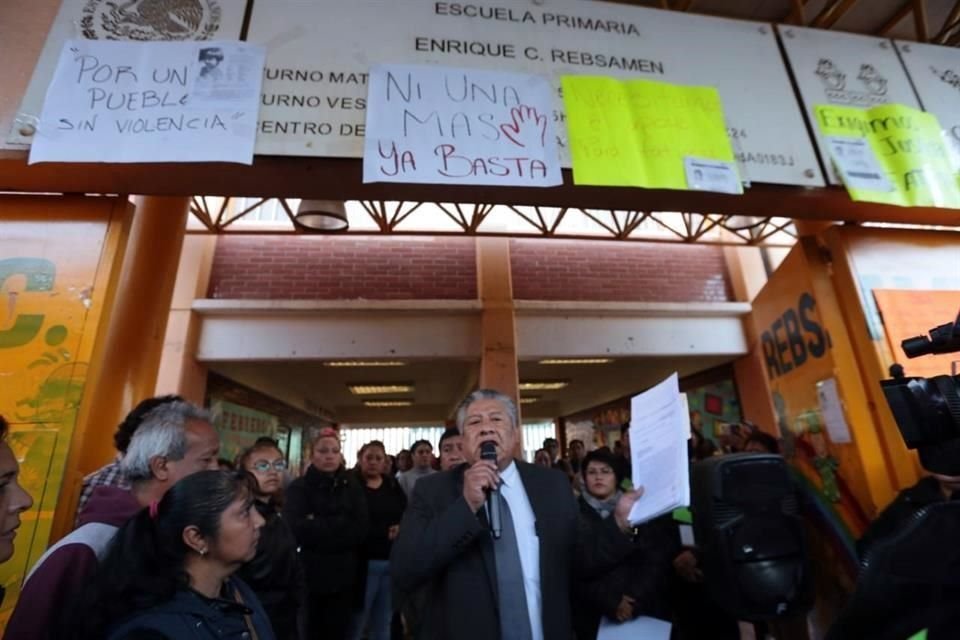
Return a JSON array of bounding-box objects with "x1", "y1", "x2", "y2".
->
[
  {"x1": 518, "y1": 381, "x2": 569, "y2": 391},
  {"x1": 324, "y1": 360, "x2": 406, "y2": 367},
  {"x1": 538, "y1": 358, "x2": 613, "y2": 365},
  {"x1": 520, "y1": 397, "x2": 540, "y2": 404},
  {"x1": 364, "y1": 400, "x2": 413, "y2": 408},
  {"x1": 347, "y1": 384, "x2": 415, "y2": 395}
]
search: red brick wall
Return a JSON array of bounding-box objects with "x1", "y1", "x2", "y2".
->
[
  {"x1": 510, "y1": 239, "x2": 732, "y2": 302},
  {"x1": 209, "y1": 236, "x2": 478, "y2": 299},
  {"x1": 208, "y1": 236, "x2": 732, "y2": 303}
]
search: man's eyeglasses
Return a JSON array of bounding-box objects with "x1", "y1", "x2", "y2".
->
[{"x1": 252, "y1": 460, "x2": 287, "y2": 472}]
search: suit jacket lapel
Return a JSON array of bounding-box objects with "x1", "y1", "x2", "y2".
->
[
  {"x1": 516, "y1": 461, "x2": 546, "y2": 537},
  {"x1": 517, "y1": 462, "x2": 552, "y2": 590},
  {"x1": 454, "y1": 465, "x2": 499, "y2": 603}
]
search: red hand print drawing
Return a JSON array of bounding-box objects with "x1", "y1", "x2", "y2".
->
[{"x1": 500, "y1": 105, "x2": 547, "y2": 148}]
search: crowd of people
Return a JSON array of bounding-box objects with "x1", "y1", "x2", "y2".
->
[
  {"x1": 0, "y1": 386, "x2": 923, "y2": 640},
  {"x1": 0, "y1": 394, "x2": 779, "y2": 640}
]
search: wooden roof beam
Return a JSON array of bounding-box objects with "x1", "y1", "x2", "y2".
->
[
  {"x1": 811, "y1": 0, "x2": 862, "y2": 30},
  {"x1": 933, "y1": 0, "x2": 960, "y2": 43},
  {"x1": 913, "y1": 0, "x2": 929, "y2": 42},
  {"x1": 784, "y1": 0, "x2": 812, "y2": 25},
  {"x1": 878, "y1": 1, "x2": 914, "y2": 36}
]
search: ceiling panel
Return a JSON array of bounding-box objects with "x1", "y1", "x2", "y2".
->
[{"x1": 209, "y1": 354, "x2": 735, "y2": 425}]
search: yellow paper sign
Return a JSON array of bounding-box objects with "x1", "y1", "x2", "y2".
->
[
  {"x1": 562, "y1": 76, "x2": 740, "y2": 191},
  {"x1": 814, "y1": 103, "x2": 960, "y2": 208}
]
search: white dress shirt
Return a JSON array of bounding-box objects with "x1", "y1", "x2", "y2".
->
[{"x1": 498, "y1": 461, "x2": 543, "y2": 640}]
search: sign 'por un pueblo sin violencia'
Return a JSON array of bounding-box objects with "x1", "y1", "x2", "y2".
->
[{"x1": 29, "y1": 39, "x2": 264, "y2": 164}]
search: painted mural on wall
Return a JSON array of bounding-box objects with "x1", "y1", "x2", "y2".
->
[
  {"x1": 564, "y1": 376, "x2": 742, "y2": 452},
  {"x1": 210, "y1": 399, "x2": 279, "y2": 465},
  {"x1": 0, "y1": 215, "x2": 114, "y2": 628},
  {"x1": 685, "y1": 379, "x2": 741, "y2": 445}
]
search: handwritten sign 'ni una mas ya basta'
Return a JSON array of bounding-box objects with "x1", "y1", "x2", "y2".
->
[
  {"x1": 29, "y1": 40, "x2": 264, "y2": 164},
  {"x1": 363, "y1": 64, "x2": 562, "y2": 186}
]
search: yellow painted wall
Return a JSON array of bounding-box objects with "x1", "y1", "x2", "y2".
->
[
  {"x1": 747, "y1": 239, "x2": 892, "y2": 526},
  {"x1": 0, "y1": 195, "x2": 128, "y2": 627},
  {"x1": 740, "y1": 236, "x2": 900, "y2": 631}
]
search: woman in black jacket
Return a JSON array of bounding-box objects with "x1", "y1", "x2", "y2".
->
[
  {"x1": 74, "y1": 470, "x2": 274, "y2": 640},
  {"x1": 237, "y1": 438, "x2": 304, "y2": 639},
  {"x1": 348, "y1": 440, "x2": 407, "y2": 640},
  {"x1": 284, "y1": 428, "x2": 369, "y2": 640},
  {"x1": 573, "y1": 449, "x2": 678, "y2": 640}
]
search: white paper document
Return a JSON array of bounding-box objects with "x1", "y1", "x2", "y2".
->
[
  {"x1": 817, "y1": 378, "x2": 852, "y2": 444},
  {"x1": 29, "y1": 40, "x2": 265, "y2": 164},
  {"x1": 598, "y1": 615, "x2": 672, "y2": 640},
  {"x1": 628, "y1": 372, "x2": 690, "y2": 525},
  {"x1": 825, "y1": 136, "x2": 894, "y2": 193},
  {"x1": 363, "y1": 63, "x2": 562, "y2": 187},
  {"x1": 683, "y1": 157, "x2": 743, "y2": 194}
]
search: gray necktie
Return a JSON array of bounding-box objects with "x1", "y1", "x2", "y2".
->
[{"x1": 492, "y1": 494, "x2": 533, "y2": 640}]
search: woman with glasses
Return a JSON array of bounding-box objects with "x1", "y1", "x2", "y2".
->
[
  {"x1": 237, "y1": 438, "x2": 303, "y2": 640},
  {"x1": 349, "y1": 441, "x2": 406, "y2": 640},
  {"x1": 285, "y1": 428, "x2": 369, "y2": 640}
]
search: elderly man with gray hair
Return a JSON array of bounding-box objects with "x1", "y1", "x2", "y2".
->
[
  {"x1": 391, "y1": 388, "x2": 644, "y2": 640},
  {"x1": 6, "y1": 399, "x2": 219, "y2": 640}
]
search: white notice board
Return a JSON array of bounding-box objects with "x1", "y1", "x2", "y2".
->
[
  {"x1": 777, "y1": 25, "x2": 921, "y2": 184},
  {"x1": 7, "y1": 0, "x2": 247, "y2": 149},
  {"x1": 246, "y1": 0, "x2": 823, "y2": 186},
  {"x1": 894, "y1": 40, "x2": 960, "y2": 170}
]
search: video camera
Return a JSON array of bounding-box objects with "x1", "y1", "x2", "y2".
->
[{"x1": 880, "y1": 310, "x2": 960, "y2": 475}]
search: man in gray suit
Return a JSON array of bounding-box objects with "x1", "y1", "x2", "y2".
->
[{"x1": 391, "y1": 389, "x2": 643, "y2": 639}]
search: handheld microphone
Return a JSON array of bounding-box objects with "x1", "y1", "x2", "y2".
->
[{"x1": 480, "y1": 441, "x2": 502, "y2": 540}]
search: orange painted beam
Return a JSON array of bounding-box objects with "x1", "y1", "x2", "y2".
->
[
  {"x1": 475, "y1": 237, "x2": 520, "y2": 427},
  {"x1": 2, "y1": 151, "x2": 959, "y2": 227}
]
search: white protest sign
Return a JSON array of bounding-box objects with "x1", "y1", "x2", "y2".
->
[
  {"x1": 29, "y1": 40, "x2": 265, "y2": 165},
  {"x1": 6, "y1": 0, "x2": 248, "y2": 150},
  {"x1": 363, "y1": 64, "x2": 562, "y2": 186}
]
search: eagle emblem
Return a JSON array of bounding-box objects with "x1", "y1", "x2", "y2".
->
[{"x1": 81, "y1": 0, "x2": 221, "y2": 40}]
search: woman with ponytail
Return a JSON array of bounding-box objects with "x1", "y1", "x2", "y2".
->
[{"x1": 76, "y1": 470, "x2": 272, "y2": 640}]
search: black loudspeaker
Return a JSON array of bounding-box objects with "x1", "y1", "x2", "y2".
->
[{"x1": 691, "y1": 453, "x2": 812, "y2": 620}]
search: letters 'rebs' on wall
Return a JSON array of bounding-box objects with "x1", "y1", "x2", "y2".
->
[
  {"x1": 759, "y1": 291, "x2": 831, "y2": 382},
  {"x1": 8, "y1": 0, "x2": 247, "y2": 147},
  {"x1": 895, "y1": 41, "x2": 960, "y2": 168},
  {"x1": 777, "y1": 26, "x2": 920, "y2": 185},
  {"x1": 751, "y1": 245, "x2": 834, "y2": 388},
  {"x1": 246, "y1": 0, "x2": 823, "y2": 186}
]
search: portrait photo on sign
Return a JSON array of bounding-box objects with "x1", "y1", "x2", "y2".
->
[
  {"x1": 197, "y1": 47, "x2": 225, "y2": 83},
  {"x1": 191, "y1": 42, "x2": 262, "y2": 105}
]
